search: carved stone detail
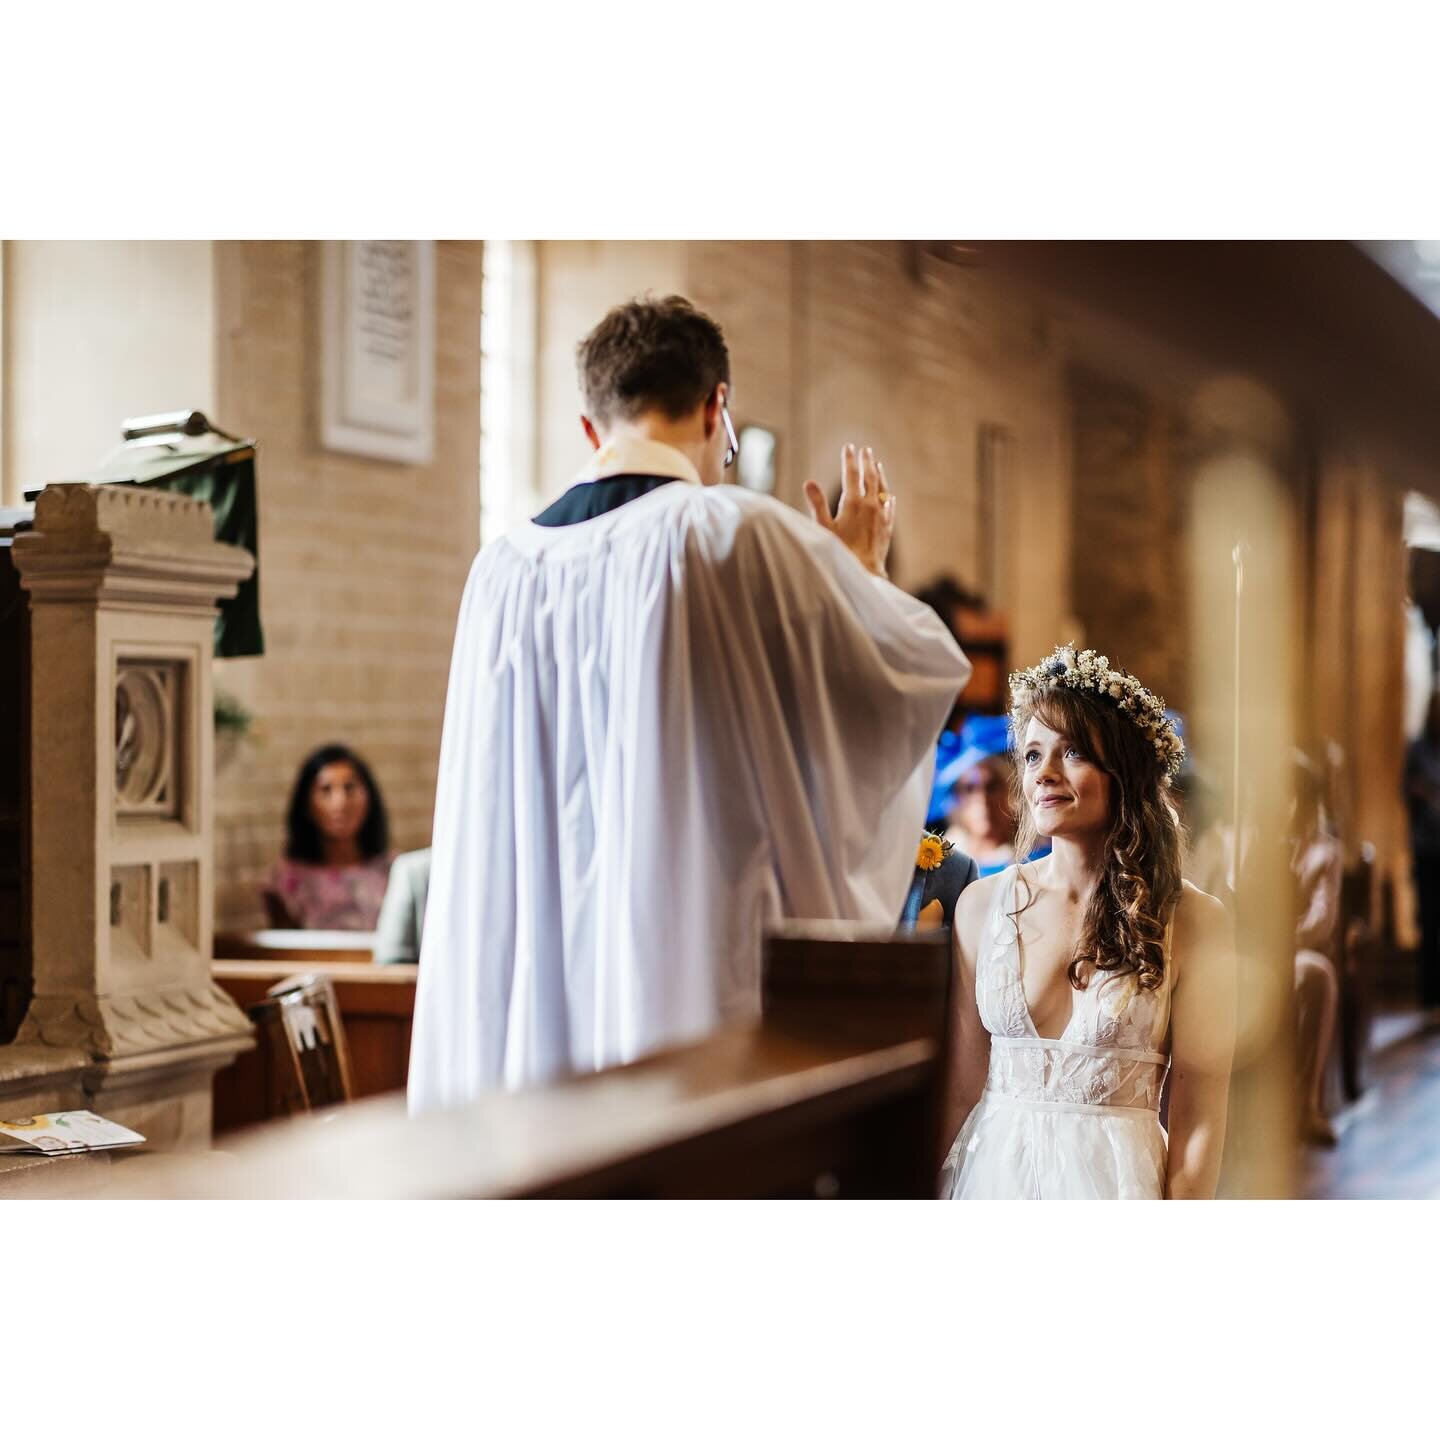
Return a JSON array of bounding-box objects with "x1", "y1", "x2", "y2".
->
[
  {"x1": 12, "y1": 484, "x2": 254, "y2": 611},
  {"x1": 1, "y1": 480, "x2": 258, "y2": 1146},
  {"x1": 30, "y1": 483, "x2": 214, "y2": 545},
  {"x1": 16, "y1": 983, "x2": 252, "y2": 1060}
]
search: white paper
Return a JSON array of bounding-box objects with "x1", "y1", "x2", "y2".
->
[{"x1": 0, "y1": 1110, "x2": 146, "y2": 1155}]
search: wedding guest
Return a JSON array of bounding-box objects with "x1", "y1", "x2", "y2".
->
[
  {"x1": 926, "y1": 726, "x2": 966, "y2": 828},
  {"x1": 374, "y1": 848, "x2": 431, "y2": 964},
  {"x1": 915, "y1": 576, "x2": 994, "y2": 736},
  {"x1": 901, "y1": 831, "x2": 979, "y2": 932},
  {"x1": 935, "y1": 714, "x2": 1048, "y2": 877},
  {"x1": 263, "y1": 744, "x2": 393, "y2": 931},
  {"x1": 1405, "y1": 693, "x2": 1440, "y2": 1009},
  {"x1": 914, "y1": 576, "x2": 987, "y2": 647}
]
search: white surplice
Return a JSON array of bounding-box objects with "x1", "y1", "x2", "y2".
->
[{"x1": 407, "y1": 437, "x2": 971, "y2": 1111}]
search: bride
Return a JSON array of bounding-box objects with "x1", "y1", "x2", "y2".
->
[{"x1": 940, "y1": 646, "x2": 1235, "y2": 1200}]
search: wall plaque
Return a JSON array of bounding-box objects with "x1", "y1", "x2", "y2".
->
[{"x1": 321, "y1": 240, "x2": 435, "y2": 464}]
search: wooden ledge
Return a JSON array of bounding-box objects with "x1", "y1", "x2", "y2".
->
[
  {"x1": 213, "y1": 959, "x2": 417, "y2": 985},
  {"x1": 76, "y1": 1021, "x2": 940, "y2": 1200}
]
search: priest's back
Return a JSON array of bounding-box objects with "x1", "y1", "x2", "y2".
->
[{"x1": 408, "y1": 464, "x2": 968, "y2": 1110}]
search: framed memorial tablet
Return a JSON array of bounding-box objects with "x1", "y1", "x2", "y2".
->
[{"x1": 321, "y1": 240, "x2": 435, "y2": 464}]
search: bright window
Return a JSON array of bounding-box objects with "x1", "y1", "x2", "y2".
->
[{"x1": 479, "y1": 241, "x2": 539, "y2": 543}]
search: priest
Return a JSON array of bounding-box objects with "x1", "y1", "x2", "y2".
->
[{"x1": 408, "y1": 296, "x2": 970, "y2": 1110}]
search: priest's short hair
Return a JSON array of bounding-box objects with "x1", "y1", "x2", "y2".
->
[{"x1": 577, "y1": 295, "x2": 730, "y2": 425}]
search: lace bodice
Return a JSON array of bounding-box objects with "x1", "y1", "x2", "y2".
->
[{"x1": 975, "y1": 865, "x2": 1173, "y2": 1111}]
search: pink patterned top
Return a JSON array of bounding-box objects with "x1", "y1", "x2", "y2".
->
[{"x1": 263, "y1": 855, "x2": 395, "y2": 931}]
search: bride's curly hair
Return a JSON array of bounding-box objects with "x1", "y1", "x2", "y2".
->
[{"x1": 1010, "y1": 684, "x2": 1184, "y2": 992}]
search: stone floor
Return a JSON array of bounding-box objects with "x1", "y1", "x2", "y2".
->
[{"x1": 1302, "y1": 1010, "x2": 1440, "y2": 1199}]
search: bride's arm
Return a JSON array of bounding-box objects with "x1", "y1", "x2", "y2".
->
[
  {"x1": 940, "y1": 879, "x2": 993, "y2": 1150},
  {"x1": 1165, "y1": 886, "x2": 1237, "y2": 1199}
]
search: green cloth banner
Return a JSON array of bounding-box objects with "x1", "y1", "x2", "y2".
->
[
  {"x1": 141, "y1": 453, "x2": 263, "y2": 658},
  {"x1": 42, "y1": 424, "x2": 267, "y2": 659}
]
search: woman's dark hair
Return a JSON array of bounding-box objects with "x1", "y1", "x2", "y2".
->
[
  {"x1": 1010, "y1": 684, "x2": 1184, "y2": 992},
  {"x1": 577, "y1": 295, "x2": 730, "y2": 425},
  {"x1": 284, "y1": 743, "x2": 389, "y2": 863}
]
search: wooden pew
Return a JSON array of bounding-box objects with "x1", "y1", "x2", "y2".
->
[
  {"x1": 95, "y1": 926, "x2": 954, "y2": 1199},
  {"x1": 211, "y1": 958, "x2": 417, "y2": 1134}
]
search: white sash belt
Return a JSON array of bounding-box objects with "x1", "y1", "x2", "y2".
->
[
  {"x1": 988, "y1": 1034, "x2": 1169, "y2": 1068},
  {"x1": 980, "y1": 1092, "x2": 1160, "y2": 1118}
]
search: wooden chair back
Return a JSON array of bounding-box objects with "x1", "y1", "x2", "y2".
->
[
  {"x1": 212, "y1": 959, "x2": 416, "y2": 1133},
  {"x1": 245, "y1": 973, "x2": 355, "y2": 1119}
]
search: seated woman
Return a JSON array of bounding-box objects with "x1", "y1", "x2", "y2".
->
[{"x1": 263, "y1": 744, "x2": 394, "y2": 930}]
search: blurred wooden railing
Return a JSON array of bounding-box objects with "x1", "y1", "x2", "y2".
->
[{"x1": 78, "y1": 926, "x2": 953, "y2": 1199}]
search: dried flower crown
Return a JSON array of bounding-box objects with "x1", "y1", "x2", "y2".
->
[{"x1": 1009, "y1": 645, "x2": 1185, "y2": 779}]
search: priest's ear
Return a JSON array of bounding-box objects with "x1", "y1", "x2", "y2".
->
[
  {"x1": 580, "y1": 415, "x2": 602, "y2": 451},
  {"x1": 703, "y1": 383, "x2": 727, "y2": 440}
]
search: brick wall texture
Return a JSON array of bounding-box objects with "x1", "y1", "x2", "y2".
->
[
  {"x1": 204, "y1": 238, "x2": 1409, "y2": 935},
  {"x1": 211, "y1": 241, "x2": 482, "y2": 928},
  {"x1": 684, "y1": 241, "x2": 1075, "y2": 668}
]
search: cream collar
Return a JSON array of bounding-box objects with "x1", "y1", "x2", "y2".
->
[{"x1": 573, "y1": 434, "x2": 702, "y2": 487}]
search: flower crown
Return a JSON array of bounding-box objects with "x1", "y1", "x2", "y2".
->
[{"x1": 1009, "y1": 645, "x2": 1185, "y2": 779}]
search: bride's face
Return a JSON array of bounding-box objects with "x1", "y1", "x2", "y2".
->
[{"x1": 1020, "y1": 717, "x2": 1112, "y2": 840}]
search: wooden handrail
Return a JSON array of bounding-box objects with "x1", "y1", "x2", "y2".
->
[
  {"x1": 213, "y1": 959, "x2": 416, "y2": 986},
  {"x1": 51, "y1": 928, "x2": 954, "y2": 1199},
  {"x1": 108, "y1": 1022, "x2": 941, "y2": 1199}
]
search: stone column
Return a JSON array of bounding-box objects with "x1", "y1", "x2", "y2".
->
[{"x1": 0, "y1": 484, "x2": 254, "y2": 1149}]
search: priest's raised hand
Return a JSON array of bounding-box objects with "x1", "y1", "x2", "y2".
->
[{"x1": 802, "y1": 443, "x2": 896, "y2": 578}]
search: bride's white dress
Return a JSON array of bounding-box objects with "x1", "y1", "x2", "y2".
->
[{"x1": 941, "y1": 865, "x2": 1174, "y2": 1200}]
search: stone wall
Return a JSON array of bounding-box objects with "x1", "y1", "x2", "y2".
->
[
  {"x1": 210, "y1": 241, "x2": 483, "y2": 929},
  {"x1": 1068, "y1": 367, "x2": 1191, "y2": 712},
  {"x1": 535, "y1": 241, "x2": 687, "y2": 501},
  {"x1": 0, "y1": 236, "x2": 1420, "y2": 969},
  {"x1": 691, "y1": 241, "x2": 1075, "y2": 668},
  {"x1": 165, "y1": 236, "x2": 1072, "y2": 940},
  {"x1": 534, "y1": 241, "x2": 1075, "y2": 668},
  {"x1": 201, "y1": 239, "x2": 1424, "y2": 949}
]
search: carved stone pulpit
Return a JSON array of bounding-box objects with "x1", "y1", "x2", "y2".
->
[{"x1": 0, "y1": 484, "x2": 254, "y2": 1149}]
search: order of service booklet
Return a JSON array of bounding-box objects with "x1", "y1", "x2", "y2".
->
[{"x1": 0, "y1": 1110, "x2": 146, "y2": 1155}]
